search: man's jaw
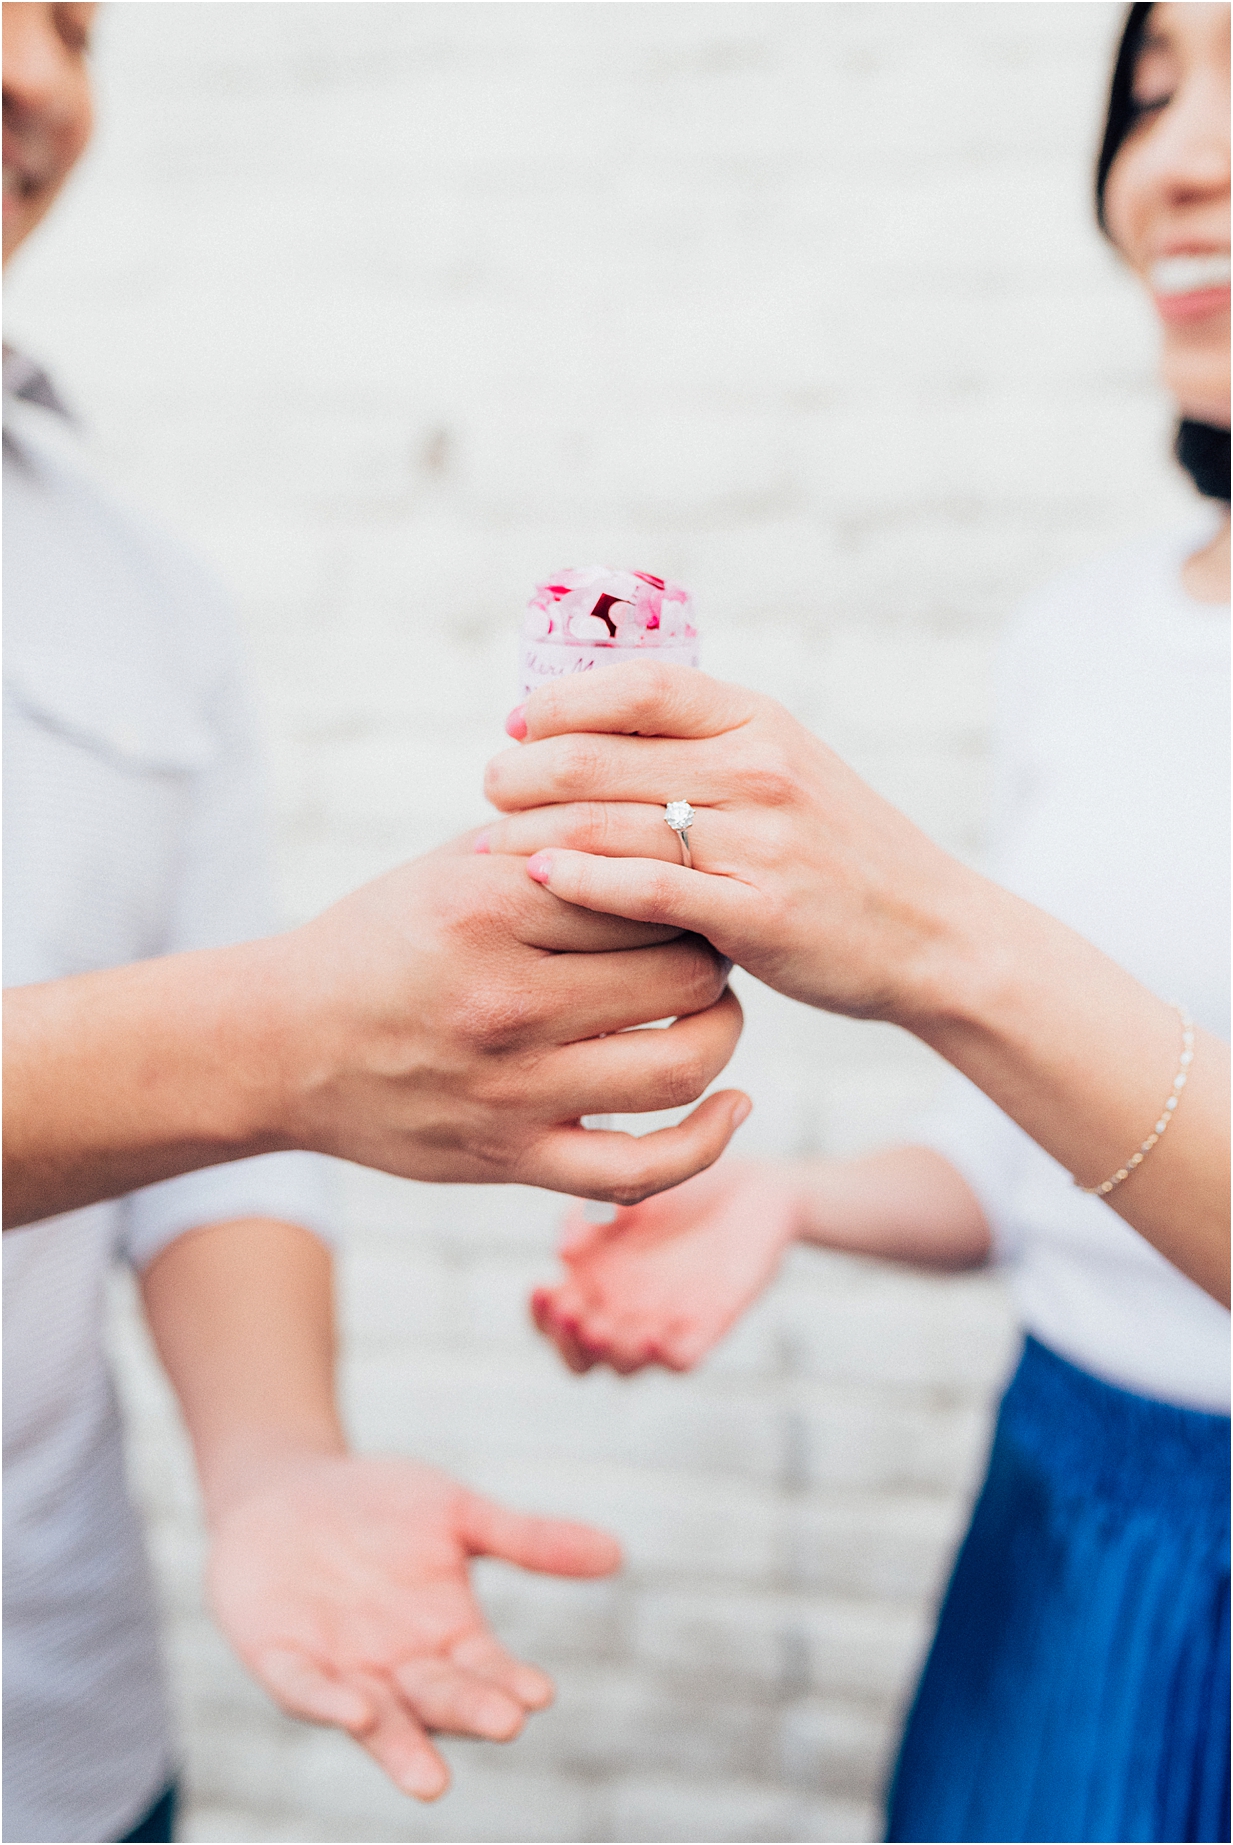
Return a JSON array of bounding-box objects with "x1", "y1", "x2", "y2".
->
[{"x1": 3, "y1": 145, "x2": 61, "y2": 259}]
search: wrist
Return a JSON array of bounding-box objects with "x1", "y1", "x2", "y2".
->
[
  {"x1": 197, "y1": 1423, "x2": 348, "y2": 1531},
  {"x1": 886, "y1": 860, "x2": 1025, "y2": 1040},
  {"x1": 129, "y1": 938, "x2": 310, "y2": 1161},
  {"x1": 206, "y1": 931, "x2": 338, "y2": 1159},
  {"x1": 760, "y1": 1159, "x2": 818, "y2": 1247}
]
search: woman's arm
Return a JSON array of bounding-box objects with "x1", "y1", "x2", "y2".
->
[
  {"x1": 793, "y1": 1145, "x2": 992, "y2": 1264},
  {"x1": 482, "y1": 663, "x2": 1230, "y2": 1308},
  {"x1": 530, "y1": 1147, "x2": 990, "y2": 1374},
  {"x1": 140, "y1": 1217, "x2": 621, "y2": 1799}
]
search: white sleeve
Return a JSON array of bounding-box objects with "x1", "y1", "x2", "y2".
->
[
  {"x1": 906, "y1": 590, "x2": 1059, "y2": 1264},
  {"x1": 910, "y1": 1070, "x2": 1034, "y2": 1263},
  {"x1": 120, "y1": 605, "x2": 339, "y2": 1273}
]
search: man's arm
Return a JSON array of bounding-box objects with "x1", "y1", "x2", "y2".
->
[
  {"x1": 140, "y1": 1217, "x2": 622, "y2": 1800},
  {"x1": 5, "y1": 844, "x2": 749, "y2": 1230}
]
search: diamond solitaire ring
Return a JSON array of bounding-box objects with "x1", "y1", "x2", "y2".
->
[{"x1": 664, "y1": 800, "x2": 696, "y2": 869}]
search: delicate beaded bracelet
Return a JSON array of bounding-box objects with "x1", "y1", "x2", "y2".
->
[{"x1": 1076, "y1": 1003, "x2": 1195, "y2": 1197}]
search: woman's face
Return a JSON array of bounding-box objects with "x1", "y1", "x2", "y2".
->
[{"x1": 1104, "y1": 2, "x2": 1231, "y2": 428}]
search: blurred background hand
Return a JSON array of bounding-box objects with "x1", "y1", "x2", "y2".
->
[
  {"x1": 207, "y1": 1454, "x2": 621, "y2": 1801},
  {"x1": 531, "y1": 1162, "x2": 801, "y2": 1375}
]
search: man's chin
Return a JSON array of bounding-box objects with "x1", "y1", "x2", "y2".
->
[{"x1": 3, "y1": 185, "x2": 63, "y2": 265}]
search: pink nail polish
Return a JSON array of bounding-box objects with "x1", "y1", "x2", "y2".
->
[
  {"x1": 505, "y1": 704, "x2": 528, "y2": 740},
  {"x1": 473, "y1": 831, "x2": 491, "y2": 854},
  {"x1": 526, "y1": 852, "x2": 553, "y2": 883}
]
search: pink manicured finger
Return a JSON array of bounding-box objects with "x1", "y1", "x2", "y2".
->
[
  {"x1": 520, "y1": 659, "x2": 754, "y2": 743},
  {"x1": 483, "y1": 802, "x2": 686, "y2": 865},
  {"x1": 524, "y1": 848, "x2": 752, "y2": 947}
]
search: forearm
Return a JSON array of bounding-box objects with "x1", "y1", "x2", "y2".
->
[
  {"x1": 139, "y1": 1217, "x2": 345, "y2": 1526},
  {"x1": 782, "y1": 1145, "x2": 992, "y2": 1269},
  {"x1": 911, "y1": 875, "x2": 1230, "y2": 1306},
  {"x1": 3, "y1": 942, "x2": 296, "y2": 1229}
]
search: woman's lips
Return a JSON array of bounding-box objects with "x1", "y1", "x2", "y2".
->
[{"x1": 1151, "y1": 252, "x2": 1231, "y2": 323}]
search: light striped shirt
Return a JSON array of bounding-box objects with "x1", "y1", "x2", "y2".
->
[{"x1": 3, "y1": 356, "x2": 334, "y2": 1845}]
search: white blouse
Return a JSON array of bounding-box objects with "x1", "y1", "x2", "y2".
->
[{"x1": 920, "y1": 522, "x2": 1230, "y2": 1414}]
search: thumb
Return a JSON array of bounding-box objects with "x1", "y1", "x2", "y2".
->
[{"x1": 458, "y1": 1492, "x2": 622, "y2": 1578}]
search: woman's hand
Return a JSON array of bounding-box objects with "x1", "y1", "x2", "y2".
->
[
  {"x1": 207, "y1": 1452, "x2": 621, "y2": 1801},
  {"x1": 481, "y1": 662, "x2": 982, "y2": 1030},
  {"x1": 482, "y1": 662, "x2": 1230, "y2": 1308},
  {"x1": 531, "y1": 1162, "x2": 801, "y2": 1375}
]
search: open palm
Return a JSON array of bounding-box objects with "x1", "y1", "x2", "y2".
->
[
  {"x1": 531, "y1": 1160, "x2": 799, "y2": 1374},
  {"x1": 207, "y1": 1453, "x2": 620, "y2": 1799}
]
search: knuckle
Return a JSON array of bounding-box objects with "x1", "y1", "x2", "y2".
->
[
  {"x1": 552, "y1": 736, "x2": 607, "y2": 800},
  {"x1": 483, "y1": 755, "x2": 516, "y2": 809},
  {"x1": 682, "y1": 943, "x2": 727, "y2": 1012},
  {"x1": 571, "y1": 800, "x2": 614, "y2": 853},
  {"x1": 609, "y1": 1173, "x2": 657, "y2": 1209},
  {"x1": 440, "y1": 865, "x2": 526, "y2": 958},
  {"x1": 740, "y1": 741, "x2": 797, "y2": 807},
  {"x1": 531, "y1": 677, "x2": 570, "y2": 735},
  {"x1": 662, "y1": 1047, "x2": 708, "y2": 1109},
  {"x1": 636, "y1": 866, "x2": 678, "y2": 925},
  {"x1": 627, "y1": 659, "x2": 676, "y2": 723},
  {"x1": 452, "y1": 981, "x2": 540, "y2": 1055}
]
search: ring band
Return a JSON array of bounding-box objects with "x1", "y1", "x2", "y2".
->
[{"x1": 664, "y1": 800, "x2": 695, "y2": 869}]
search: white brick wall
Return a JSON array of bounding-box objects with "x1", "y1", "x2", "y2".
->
[{"x1": 8, "y1": 3, "x2": 1198, "y2": 1839}]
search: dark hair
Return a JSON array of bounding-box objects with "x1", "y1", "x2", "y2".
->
[
  {"x1": 1096, "y1": 3, "x2": 1230, "y2": 502},
  {"x1": 1095, "y1": 3, "x2": 1155, "y2": 232}
]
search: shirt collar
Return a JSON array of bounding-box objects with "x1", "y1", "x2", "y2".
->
[{"x1": 3, "y1": 345, "x2": 74, "y2": 421}]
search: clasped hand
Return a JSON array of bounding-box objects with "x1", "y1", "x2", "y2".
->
[
  {"x1": 257, "y1": 837, "x2": 751, "y2": 1205},
  {"x1": 481, "y1": 660, "x2": 977, "y2": 1026},
  {"x1": 480, "y1": 661, "x2": 991, "y2": 1376}
]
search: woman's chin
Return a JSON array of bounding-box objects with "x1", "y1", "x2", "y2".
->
[{"x1": 1161, "y1": 356, "x2": 1231, "y2": 430}]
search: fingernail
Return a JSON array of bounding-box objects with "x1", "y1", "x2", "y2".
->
[
  {"x1": 732, "y1": 1096, "x2": 753, "y2": 1128},
  {"x1": 473, "y1": 830, "x2": 490, "y2": 854},
  {"x1": 526, "y1": 852, "x2": 553, "y2": 884},
  {"x1": 505, "y1": 704, "x2": 528, "y2": 740}
]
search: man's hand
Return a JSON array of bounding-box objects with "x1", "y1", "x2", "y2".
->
[
  {"x1": 531, "y1": 1162, "x2": 800, "y2": 1375},
  {"x1": 5, "y1": 835, "x2": 749, "y2": 1227},
  {"x1": 207, "y1": 1453, "x2": 620, "y2": 1800},
  {"x1": 273, "y1": 841, "x2": 747, "y2": 1200}
]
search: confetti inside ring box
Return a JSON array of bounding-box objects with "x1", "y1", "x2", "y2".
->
[{"x1": 520, "y1": 566, "x2": 699, "y2": 699}]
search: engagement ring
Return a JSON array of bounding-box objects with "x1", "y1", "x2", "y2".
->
[{"x1": 664, "y1": 800, "x2": 696, "y2": 869}]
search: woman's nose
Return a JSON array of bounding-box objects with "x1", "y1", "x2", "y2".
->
[{"x1": 1152, "y1": 73, "x2": 1231, "y2": 206}]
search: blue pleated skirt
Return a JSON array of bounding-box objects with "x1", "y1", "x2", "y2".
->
[{"x1": 887, "y1": 1335, "x2": 1230, "y2": 1844}]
